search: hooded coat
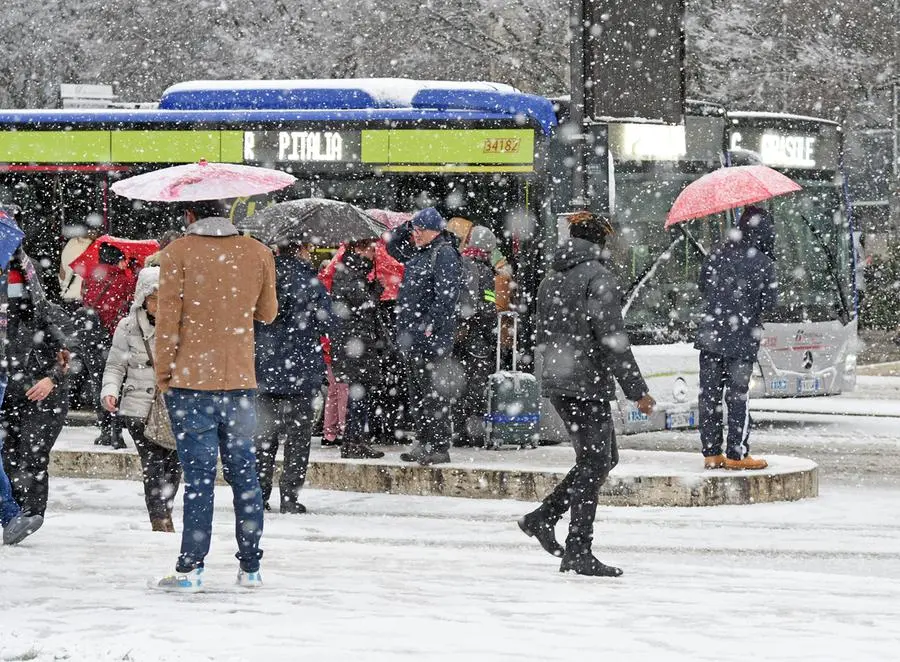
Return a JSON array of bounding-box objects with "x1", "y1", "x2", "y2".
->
[
  {"x1": 386, "y1": 222, "x2": 462, "y2": 358},
  {"x1": 537, "y1": 237, "x2": 647, "y2": 402},
  {"x1": 101, "y1": 267, "x2": 160, "y2": 418},
  {"x1": 254, "y1": 253, "x2": 331, "y2": 396},
  {"x1": 695, "y1": 206, "x2": 778, "y2": 361}
]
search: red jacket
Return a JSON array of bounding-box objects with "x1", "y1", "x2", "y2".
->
[{"x1": 82, "y1": 264, "x2": 139, "y2": 336}]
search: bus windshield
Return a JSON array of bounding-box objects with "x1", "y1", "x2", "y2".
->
[
  {"x1": 611, "y1": 168, "x2": 725, "y2": 343},
  {"x1": 767, "y1": 180, "x2": 851, "y2": 323}
]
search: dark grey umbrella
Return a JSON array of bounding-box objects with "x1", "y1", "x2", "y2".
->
[{"x1": 239, "y1": 198, "x2": 384, "y2": 246}]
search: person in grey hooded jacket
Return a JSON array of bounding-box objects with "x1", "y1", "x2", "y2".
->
[
  {"x1": 695, "y1": 205, "x2": 777, "y2": 471},
  {"x1": 102, "y1": 266, "x2": 181, "y2": 532},
  {"x1": 519, "y1": 212, "x2": 654, "y2": 578}
]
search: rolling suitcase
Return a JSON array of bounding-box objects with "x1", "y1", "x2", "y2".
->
[{"x1": 484, "y1": 311, "x2": 540, "y2": 449}]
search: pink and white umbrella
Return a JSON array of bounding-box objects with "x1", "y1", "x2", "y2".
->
[
  {"x1": 666, "y1": 165, "x2": 801, "y2": 228},
  {"x1": 110, "y1": 160, "x2": 296, "y2": 202}
]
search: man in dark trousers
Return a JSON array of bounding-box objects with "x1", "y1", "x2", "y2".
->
[
  {"x1": 386, "y1": 207, "x2": 462, "y2": 466},
  {"x1": 254, "y1": 240, "x2": 334, "y2": 515},
  {"x1": 519, "y1": 212, "x2": 655, "y2": 577},
  {"x1": 696, "y1": 205, "x2": 777, "y2": 471},
  {"x1": 452, "y1": 225, "x2": 499, "y2": 447}
]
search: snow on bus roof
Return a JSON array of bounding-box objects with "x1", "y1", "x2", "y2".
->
[
  {"x1": 727, "y1": 110, "x2": 840, "y2": 127},
  {"x1": 157, "y1": 78, "x2": 557, "y2": 134},
  {"x1": 161, "y1": 78, "x2": 520, "y2": 106}
]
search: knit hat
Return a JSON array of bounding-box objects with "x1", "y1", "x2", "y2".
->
[
  {"x1": 411, "y1": 207, "x2": 446, "y2": 231},
  {"x1": 468, "y1": 225, "x2": 498, "y2": 253},
  {"x1": 564, "y1": 210, "x2": 615, "y2": 245},
  {"x1": 7, "y1": 267, "x2": 25, "y2": 298}
]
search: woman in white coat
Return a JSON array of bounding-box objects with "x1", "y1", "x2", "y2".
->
[{"x1": 101, "y1": 267, "x2": 181, "y2": 532}]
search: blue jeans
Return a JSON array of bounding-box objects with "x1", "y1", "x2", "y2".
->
[
  {"x1": 165, "y1": 388, "x2": 263, "y2": 573},
  {"x1": 0, "y1": 373, "x2": 22, "y2": 527}
]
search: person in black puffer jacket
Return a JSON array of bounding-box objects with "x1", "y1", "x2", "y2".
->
[
  {"x1": 519, "y1": 212, "x2": 655, "y2": 578},
  {"x1": 330, "y1": 241, "x2": 386, "y2": 460}
]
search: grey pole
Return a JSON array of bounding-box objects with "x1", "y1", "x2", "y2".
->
[{"x1": 569, "y1": 0, "x2": 588, "y2": 210}]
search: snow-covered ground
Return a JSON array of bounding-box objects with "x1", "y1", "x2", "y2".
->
[{"x1": 3, "y1": 478, "x2": 900, "y2": 662}]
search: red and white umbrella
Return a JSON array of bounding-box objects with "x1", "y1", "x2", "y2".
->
[
  {"x1": 110, "y1": 160, "x2": 296, "y2": 202},
  {"x1": 666, "y1": 165, "x2": 801, "y2": 228}
]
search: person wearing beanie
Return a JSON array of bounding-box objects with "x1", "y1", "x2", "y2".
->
[
  {"x1": 1, "y1": 253, "x2": 76, "y2": 528},
  {"x1": 101, "y1": 267, "x2": 181, "y2": 532},
  {"x1": 386, "y1": 207, "x2": 462, "y2": 465},
  {"x1": 452, "y1": 225, "x2": 500, "y2": 447},
  {"x1": 519, "y1": 211, "x2": 655, "y2": 577},
  {"x1": 695, "y1": 205, "x2": 777, "y2": 472}
]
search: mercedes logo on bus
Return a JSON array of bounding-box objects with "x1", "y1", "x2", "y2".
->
[{"x1": 802, "y1": 351, "x2": 814, "y2": 370}]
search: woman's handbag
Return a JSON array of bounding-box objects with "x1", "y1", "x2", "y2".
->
[{"x1": 141, "y1": 336, "x2": 177, "y2": 451}]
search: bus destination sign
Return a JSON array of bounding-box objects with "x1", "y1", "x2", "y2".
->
[
  {"x1": 728, "y1": 121, "x2": 840, "y2": 171},
  {"x1": 243, "y1": 130, "x2": 362, "y2": 165}
]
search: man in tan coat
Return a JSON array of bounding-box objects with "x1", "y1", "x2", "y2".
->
[{"x1": 153, "y1": 200, "x2": 277, "y2": 593}]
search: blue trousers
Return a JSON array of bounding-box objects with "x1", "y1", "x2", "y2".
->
[
  {"x1": 0, "y1": 373, "x2": 21, "y2": 527},
  {"x1": 698, "y1": 350, "x2": 753, "y2": 460},
  {"x1": 165, "y1": 388, "x2": 263, "y2": 573}
]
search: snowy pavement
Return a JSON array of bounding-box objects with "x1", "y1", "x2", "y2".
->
[{"x1": 3, "y1": 478, "x2": 900, "y2": 662}]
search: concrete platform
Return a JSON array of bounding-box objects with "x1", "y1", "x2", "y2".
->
[{"x1": 49, "y1": 427, "x2": 818, "y2": 507}]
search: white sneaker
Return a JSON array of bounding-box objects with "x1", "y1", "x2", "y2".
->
[
  {"x1": 237, "y1": 569, "x2": 262, "y2": 588},
  {"x1": 152, "y1": 567, "x2": 204, "y2": 593}
]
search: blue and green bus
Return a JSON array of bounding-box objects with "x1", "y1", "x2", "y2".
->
[{"x1": 0, "y1": 80, "x2": 857, "y2": 438}]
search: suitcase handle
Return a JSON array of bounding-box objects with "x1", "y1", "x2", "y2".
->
[{"x1": 496, "y1": 311, "x2": 519, "y2": 373}]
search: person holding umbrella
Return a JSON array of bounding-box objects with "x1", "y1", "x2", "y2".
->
[
  {"x1": 330, "y1": 240, "x2": 387, "y2": 459},
  {"x1": 153, "y1": 199, "x2": 278, "y2": 592},
  {"x1": 108, "y1": 159, "x2": 293, "y2": 592},
  {"x1": 254, "y1": 239, "x2": 333, "y2": 514},
  {"x1": 695, "y1": 205, "x2": 776, "y2": 471}
]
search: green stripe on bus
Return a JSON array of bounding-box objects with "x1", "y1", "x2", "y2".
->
[
  {"x1": 361, "y1": 130, "x2": 390, "y2": 163},
  {"x1": 361, "y1": 129, "x2": 534, "y2": 165},
  {"x1": 220, "y1": 131, "x2": 244, "y2": 163},
  {"x1": 0, "y1": 131, "x2": 111, "y2": 163},
  {"x1": 111, "y1": 131, "x2": 223, "y2": 163}
]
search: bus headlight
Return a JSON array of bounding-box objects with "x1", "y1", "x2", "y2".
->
[{"x1": 672, "y1": 377, "x2": 688, "y2": 403}]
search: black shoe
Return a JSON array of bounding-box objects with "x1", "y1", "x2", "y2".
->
[
  {"x1": 559, "y1": 552, "x2": 623, "y2": 577},
  {"x1": 94, "y1": 433, "x2": 112, "y2": 446},
  {"x1": 517, "y1": 512, "x2": 564, "y2": 558},
  {"x1": 109, "y1": 434, "x2": 127, "y2": 450},
  {"x1": 452, "y1": 436, "x2": 474, "y2": 448},
  {"x1": 280, "y1": 501, "x2": 307, "y2": 515},
  {"x1": 341, "y1": 443, "x2": 385, "y2": 459},
  {"x1": 399, "y1": 449, "x2": 451, "y2": 465},
  {"x1": 321, "y1": 437, "x2": 343, "y2": 448}
]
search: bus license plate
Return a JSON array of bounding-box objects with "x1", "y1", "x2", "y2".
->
[
  {"x1": 666, "y1": 411, "x2": 695, "y2": 429},
  {"x1": 799, "y1": 378, "x2": 821, "y2": 393}
]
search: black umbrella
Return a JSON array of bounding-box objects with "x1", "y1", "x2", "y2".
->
[{"x1": 239, "y1": 198, "x2": 384, "y2": 246}]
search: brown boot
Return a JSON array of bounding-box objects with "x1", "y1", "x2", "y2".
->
[
  {"x1": 151, "y1": 516, "x2": 175, "y2": 532},
  {"x1": 724, "y1": 455, "x2": 768, "y2": 471},
  {"x1": 703, "y1": 454, "x2": 726, "y2": 470}
]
